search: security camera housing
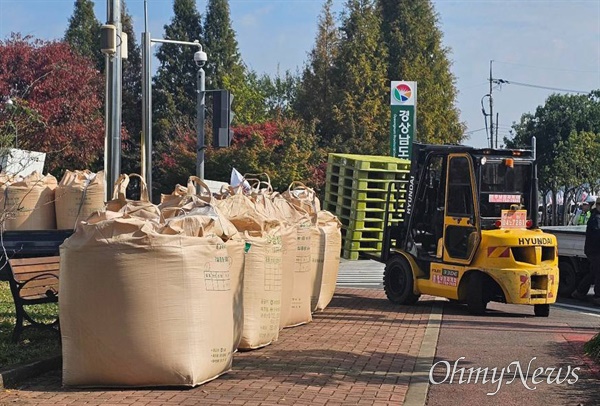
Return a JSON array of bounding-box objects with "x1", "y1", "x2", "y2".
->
[{"x1": 194, "y1": 50, "x2": 207, "y2": 67}]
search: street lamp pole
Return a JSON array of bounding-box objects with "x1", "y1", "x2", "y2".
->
[
  {"x1": 197, "y1": 67, "x2": 205, "y2": 180},
  {"x1": 105, "y1": 0, "x2": 122, "y2": 201},
  {"x1": 140, "y1": 14, "x2": 206, "y2": 190}
]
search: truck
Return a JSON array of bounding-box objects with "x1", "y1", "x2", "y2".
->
[
  {"x1": 540, "y1": 225, "x2": 588, "y2": 297},
  {"x1": 376, "y1": 140, "x2": 559, "y2": 316}
]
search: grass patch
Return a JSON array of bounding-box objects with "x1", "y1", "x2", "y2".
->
[
  {"x1": 0, "y1": 281, "x2": 61, "y2": 368},
  {"x1": 584, "y1": 332, "x2": 600, "y2": 363}
]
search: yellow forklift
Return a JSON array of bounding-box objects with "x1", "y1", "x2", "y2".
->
[{"x1": 379, "y1": 139, "x2": 559, "y2": 316}]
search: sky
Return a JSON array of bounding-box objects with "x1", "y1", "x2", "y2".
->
[{"x1": 0, "y1": 0, "x2": 599, "y2": 150}]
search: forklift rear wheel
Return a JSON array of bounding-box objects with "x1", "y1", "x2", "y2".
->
[
  {"x1": 384, "y1": 256, "x2": 420, "y2": 305},
  {"x1": 467, "y1": 272, "x2": 488, "y2": 315},
  {"x1": 534, "y1": 304, "x2": 550, "y2": 317}
]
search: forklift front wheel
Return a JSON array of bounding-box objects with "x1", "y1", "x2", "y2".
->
[
  {"x1": 383, "y1": 256, "x2": 420, "y2": 305},
  {"x1": 534, "y1": 304, "x2": 550, "y2": 317}
]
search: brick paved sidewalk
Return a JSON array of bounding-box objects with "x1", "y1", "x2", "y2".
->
[{"x1": 0, "y1": 288, "x2": 434, "y2": 406}]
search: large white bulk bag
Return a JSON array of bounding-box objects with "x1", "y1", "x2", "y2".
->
[
  {"x1": 159, "y1": 176, "x2": 238, "y2": 241},
  {"x1": 216, "y1": 193, "x2": 283, "y2": 349},
  {"x1": 103, "y1": 173, "x2": 162, "y2": 221},
  {"x1": 60, "y1": 214, "x2": 235, "y2": 387},
  {"x1": 55, "y1": 170, "x2": 105, "y2": 229},
  {"x1": 159, "y1": 208, "x2": 245, "y2": 351},
  {"x1": 252, "y1": 191, "x2": 297, "y2": 330},
  {"x1": 271, "y1": 193, "x2": 313, "y2": 327},
  {"x1": 3, "y1": 171, "x2": 57, "y2": 230},
  {"x1": 282, "y1": 181, "x2": 321, "y2": 221},
  {"x1": 314, "y1": 211, "x2": 342, "y2": 311}
]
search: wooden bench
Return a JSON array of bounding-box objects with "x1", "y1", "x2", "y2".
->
[{"x1": 6, "y1": 256, "x2": 60, "y2": 342}]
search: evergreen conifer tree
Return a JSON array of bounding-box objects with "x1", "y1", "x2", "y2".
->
[
  {"x1": 64, "y1": 0, "x2": 103, "y2": 72},
  {"x1": 153, "y1": 0, "x2": 203, "y2": 122},
  {"x1": 203, "y1": 0, "x2": 244, "y2": 90},
  {"x1": 330, "y1": 0, "x2": 389, "y2": 155},
  {"x1": 294, "y1": 0, "x2": 340, "y2": 148},
  {"x1": 379, "y1": 0, "x2": 464, "y2": 144},
  {"x1": 121, "y1": 1, "x2": 143, "y2": 174},
  {"x1": 152, "y1": 0, "x2": 203, "y2": 194}
]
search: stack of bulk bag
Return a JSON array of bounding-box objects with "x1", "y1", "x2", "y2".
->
[
  {"x1": 60, "y1": 212, "x2": 237, "y2": 387},
  {"x1": 217, "y1": 192, "x2": 283, "y2": 350},
  {"x1": 314, "y1": 211, "x2": 342, "y2": 311},
  {"x1": 55, "y1": 170, "x2": 105, "y2": 229},
  {"x1": 271, "y1": 193, "x2": 313, "y2": 327},
  {"x1": 3, "y1": 171, "x2": 57, "y2": 230}
]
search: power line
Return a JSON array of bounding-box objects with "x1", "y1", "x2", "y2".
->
[
  {"x1": 492, "y1": 78, "x2": 590, "y2": 94},
  {"x1": 465, "y1": 127, "x2": 487, "y2": 134},
  {"x1": 494, "y1": 60, "x2": 600, "y2": 74}
]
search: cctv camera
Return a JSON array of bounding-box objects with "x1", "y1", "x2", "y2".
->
[{"x1": 194, "y1": 50, "x2": 207, "y2": 67}]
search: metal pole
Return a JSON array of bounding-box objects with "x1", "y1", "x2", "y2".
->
[
  {"x1": 105, "y1": 0, "x2": 122, "y2": 200},
  {"x1": 196, "y1": 68, "x2": 205, "y2": 179},
  {"x1": 495, "y1": 112, "x2": 499, "y2": 149},
  {"x1": 489, "y1": 60, "x2": 494, "y2": 149},
  {"x1": 141, "y1": 0, "x2": 152, "y2": 200}
]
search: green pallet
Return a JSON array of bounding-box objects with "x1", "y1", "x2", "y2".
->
[
  {"x1": 343, "y1": 239, "x2": 383, "y2": 252},
  {"x1": 342, "y1": 250, "x2": 361, "y2": 260},
  {"x1": 328, "y1": 153, "x2": 410, "y2": 172},
  {"x1": 327, "y1": 164, "x2": 409, "y2": 182},
  {"x1": 341, "y1": 227, "x2": 384, "y2": 241},
  {"x1": 323, "y1": 202, "x2": 405, "y2": 224},
  {"x1": 326, "y1": 186, "x2": 407, "y2": 203},
  {"x1": 337, "y1": 206, "x2": 404, "y2": 221},
  {"x1": 339, "y1": 195, "x2": 405, "y2": 212},
  {"x1": 339, "y1": 215, "x2": 402, "y2": 231},
  {"x1": 338, "y1": 177, "x2": 408, "y2": 193},
  {"x1": 324, "y1": 191, "x2": 406, "y2": 210}
]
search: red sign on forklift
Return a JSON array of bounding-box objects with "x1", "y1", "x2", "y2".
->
[{"x1": 500, "y1": 210, "x2": 527, "y2": 229}]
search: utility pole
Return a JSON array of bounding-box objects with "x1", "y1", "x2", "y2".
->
[
  {"x1": 495, "y1": 112, "x2": 499, "y2": 149},
  {"x1": 489, "y1": 60, "x2": 494, "y2": 149}
]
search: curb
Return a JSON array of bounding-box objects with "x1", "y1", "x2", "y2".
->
[
  {"x1": 404, "y1": 299, "x2": 443, "y2": 406},
  {"x1": 0, "y1": 355, "x2": 61, "y2": 389}
]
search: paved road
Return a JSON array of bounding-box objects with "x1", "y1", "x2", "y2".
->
[
  {"x1": 339, "y1": 259, "x2": 600, "y2": 405},
  {"x1": 336, "y1": 259, "x2": 384, "y2": 289},
  {"x1": 427, "y1": 301, "x2": 600, "y2": 406}
]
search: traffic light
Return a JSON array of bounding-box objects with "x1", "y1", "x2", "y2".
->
[{"x1": 212, "y1": 90, "x2": 234, "y2": 148}]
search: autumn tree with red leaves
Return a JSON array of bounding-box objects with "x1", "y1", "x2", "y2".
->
[
  {"x1": 206, "y1": 118, "x2": 319, "y2": 192},
  {"x1": 0, "y1": 34, "x2": 105, "y2": 177},
  {"x1": 153, "y1": 117, "x2": 320, "y2": 195}
]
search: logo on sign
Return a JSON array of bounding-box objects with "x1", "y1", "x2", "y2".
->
[{"x1": 393, "y1": 83, "x2": 413, "y2": 103}]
